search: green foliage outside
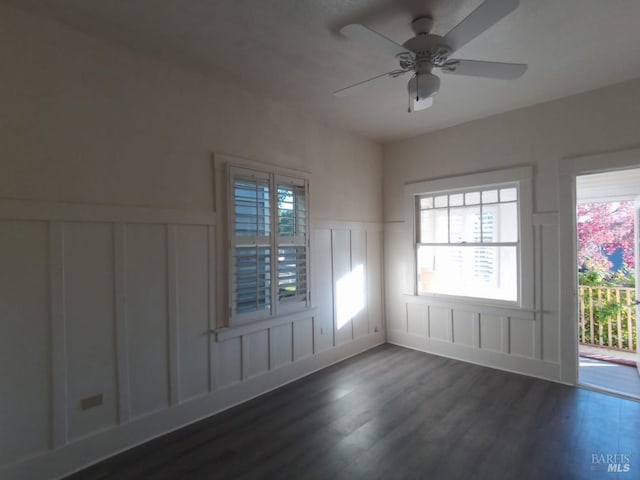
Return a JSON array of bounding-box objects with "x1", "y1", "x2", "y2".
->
[
  {"x1": 579, "y1": 267, "x2": 637, "y2": 351},
  {"x1": 578, "y1": 264, "x2": 635, "y2": 288}
]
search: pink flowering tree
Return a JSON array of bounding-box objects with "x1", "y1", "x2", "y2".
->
[{"x1": 576, "y1": 201, "x2": 635, "y2": 285}]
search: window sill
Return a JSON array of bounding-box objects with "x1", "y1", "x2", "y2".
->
[
  {"x1": 402, "y1": 294, "x2": 539, "y2": 320},
  {"x1": 213, "y1": 307, "x2": 319, "y2": 341}
]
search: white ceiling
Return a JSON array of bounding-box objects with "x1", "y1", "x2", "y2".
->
[{"x1": 6, "y1": 0, "x2": 640, "y2": 142}]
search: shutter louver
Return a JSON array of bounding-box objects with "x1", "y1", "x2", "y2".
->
[
  {"x1": 234, "y1": 246, "x2": 271, "y2": 314},
  {"x1": 277, "y1": 246, "x2": 307, "y2": 303},
  {"x1": 234, "y1": 175, "x2": 270, "y2": 238},
  {"x1": 231, "y1": 170, "x2": 273, "y2": 317}
]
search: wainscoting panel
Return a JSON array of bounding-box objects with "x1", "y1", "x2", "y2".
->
[
  {"x1": 242, "y1": 330, "x2": 270, "y2": 379},
  {"x1": 429, "y1": 306, "x2": 451, "y2": 342},
  {"x1": 541, "y1": 224, "x2": 560, "y2": 363},
  {"x1": 351, "y1": 228, "x2": 369, "y2": 340},
  {"x1": 509, "y1": 317, "x2": 535, "y2": 359},
  {"x1": 479, "y1": 314, "x2": 503, "y2": 353},
  {"x1": 366, "y1": 230, "x2": 384, "y2": 334},
  {"x1": 64, "y1": 222, "x2": 119, "y2": 441},
  {"x1": 293, "y1": 317, "x2": 314, "y2": 361},
  {"x1": 215, "y1": 336, "x2": 242, "y2": 388},
  {"x1": 176, "y1": 225, "x2": 210, "y2": 402},
  {"x1": 270, "y1": 323, "x2": 294, "y2": 369},
  {"x1": 0, "y1": 203, "x2": 385, "y2": 480},
  {"x1": 407, "y1": 303, "x2": 427, "y2": 337},
  {"x1": 390, "y1": 298, "x2": 560, "y2": 381},
  {"x1": 311, "y1": 228, "x2": 334, "y2": 353},
  {"x1": 125, "y1": 223, "x2": 170, "y2": 419},
  {"x1": 452, "y1": 310, "x2": 475, "y2": 348},
  {"x1": 384, "y1": 226, "x2": 409, "y2": 333},
  {"x1": 332, "y1": 229, "x2": 353, "y2": 347},
  {"x1": 0, "y1": 220, "x2": 51, "y2": 466}
]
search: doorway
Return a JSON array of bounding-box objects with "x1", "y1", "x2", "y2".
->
[{"x1": 576, "y1": 169, "x2": 640, "y2": 398}]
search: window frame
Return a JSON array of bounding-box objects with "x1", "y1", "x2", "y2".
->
[
  {"x1": 404, "y1": 166, "x2": 534, "y2": 309},
  {"x1": 274, "y1": 175, "x2": 309, "y2": 312},
  {"x1": 227, "y1": 164, "x2": 311, "y2": 325}
]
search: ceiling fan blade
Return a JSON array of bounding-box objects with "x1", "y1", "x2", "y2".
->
[
  {"x1": 442, "y1": 0, "x2": 520, "y2": 54},
  {"x1": 340, "y1": 24, "x2": 413, "y2": 58},
  {"x1": 440, "y1": 59, "x2": 527, "y2": 79},
  {"x1": 333, "y1": 70, "x2": 409, "y2": 97}
]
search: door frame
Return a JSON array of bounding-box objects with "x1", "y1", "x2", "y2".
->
[
  {"x1": 635, "y1": 197, "x2": 640, "y2": 375},
  {"x1": 558, "y1": 146, "x2": 640, "y2": 385}
]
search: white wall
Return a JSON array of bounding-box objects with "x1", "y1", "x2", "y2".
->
[
  {"x1": 0, "y1": 4, "x2": 384, "y2": 479},
  {"x1": 383, "y1": 77, "x2": 640, "y2": 384},
  {"x1": 0, "y1": 5, "x2": 382, "y2": 221}
]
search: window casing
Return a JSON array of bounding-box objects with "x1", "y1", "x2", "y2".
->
[
  {"x1": 228, "y1": 165, "x2": 309, "y2": 323},
  {"x1": 416, "y1": 184, "x2": 519, "y2": 303}
]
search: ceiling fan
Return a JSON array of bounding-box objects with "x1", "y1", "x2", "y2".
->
[{"x1": 334, "y1": 0, "x2": 527, "y2": 112}]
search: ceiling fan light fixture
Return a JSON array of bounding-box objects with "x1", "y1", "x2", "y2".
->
[
  {"x1": 409, "y1": 96, "x2": 433, "y2": 112},
  {"x1": 408, "y1": 72, "x2": 439, "y2": 112}
]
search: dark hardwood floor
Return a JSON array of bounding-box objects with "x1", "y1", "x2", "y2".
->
[{"x1": 66, "y1": 344, "x2": 640, "y2": 480}]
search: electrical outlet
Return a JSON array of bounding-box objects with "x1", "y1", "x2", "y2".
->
[
  {"x1": 374, "y1": 326, "x2": 378, "y2": 333},
  {"x1": 80, "y1": 394, "x2": 103, "y2": 411}
]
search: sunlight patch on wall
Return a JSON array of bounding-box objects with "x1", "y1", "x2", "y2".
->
[{"x1": 336, "y1": 264, "x2": 365, "y2": 330}]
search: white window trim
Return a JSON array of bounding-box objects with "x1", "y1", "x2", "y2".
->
[
  {"x1": 404, "y1": 166, "x2": 534, "y2": 310},
  {"x1": 224, "y1": 160, "x2": 312, "y2": 327}
]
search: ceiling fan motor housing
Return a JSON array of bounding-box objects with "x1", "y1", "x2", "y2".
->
[{"x1": 403, "y1": 33, "x2": 451, "y2": 70}]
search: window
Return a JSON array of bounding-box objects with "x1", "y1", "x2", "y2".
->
[
  {"x1": 416, "y1": 185, "x2": 519, "y2": 302},
  {"x1": 406, "y1": 166, "x2": 533, "y2": 307},
  {"x1": 229, "y1": 166, "x2": 309, "y2": 322}
]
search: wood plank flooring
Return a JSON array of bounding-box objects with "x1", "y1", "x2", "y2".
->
[{"x1": 66, "y1": 344, "x2": 640, "y2": 480}]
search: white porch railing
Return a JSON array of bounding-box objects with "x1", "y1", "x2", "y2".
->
[{"x1": 578, "y1": 285, "x2": 637, "y2": 353}]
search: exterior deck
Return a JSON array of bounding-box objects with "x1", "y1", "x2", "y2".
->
[{"x1": 579, "y1": 356, "x2": 640, "y2": 398}]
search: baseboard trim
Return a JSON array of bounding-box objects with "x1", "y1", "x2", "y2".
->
[{"x1": 387, "y1": 330, "x2": 561, "y2": 383}]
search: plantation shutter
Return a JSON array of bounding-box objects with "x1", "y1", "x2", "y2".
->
[
  {"x1": 228, "y1": 165, "x2": 310, "y2": 322},
  {"x1": 230, "y1": 168, "x2": 273, "y2": 317},
  {"x1": 276, "y1": 177, "x2": 309, "y2": 307}
]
